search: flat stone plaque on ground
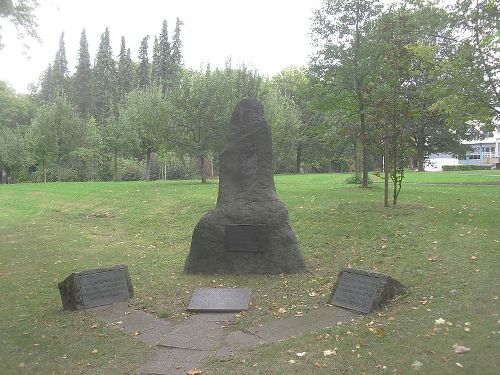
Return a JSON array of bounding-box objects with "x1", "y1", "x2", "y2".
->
[
  {"x1": 330, "y1": 268, "x2": 405, "y2": 314},
  {"x1": 187, "y1": 288, "x2": 251, "y2": 313},
  {"x1": 225, "y1": 224, "x2": 267, "y2": 253},
  {"x1": 58, "y1": 265, "x2": 133, "y2": 311}
]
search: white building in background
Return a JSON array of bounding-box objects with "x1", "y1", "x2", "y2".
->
[
  {"x1": 461, "y1": 128, "x2": 500, "y2": 167},
  {"x1": 425, "y1": 153, "x2": 459, "y2": 171},
  {"x1": 425, "y1": 128, "x2": 500, "y2": 171}
]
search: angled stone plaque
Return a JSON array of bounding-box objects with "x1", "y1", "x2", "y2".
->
[
  {"x1": 330, "y1": 268, "x2": 405, "y2": 314},
  {"x1": 225, "y1": 224, "x2": 268, "y2": 253},
  {"x1": 58, "y1": 265, "x2": 133, "y2": 311},
  {"x1": 187, "y1": 288, "x2": 251, "y2": 313}
]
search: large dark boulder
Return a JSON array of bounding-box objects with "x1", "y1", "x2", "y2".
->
[{"x1": 184, "y1": 99, "x2": 305, "y2": 274}]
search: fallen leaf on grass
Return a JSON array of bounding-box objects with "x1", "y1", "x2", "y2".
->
[
  {"x1": 470, "y1": 256, "x2": 477, "y2": 260},
  {"x1": 90, "y1": 324, "x2": 99, "y2": 329},
  {"x1": 187, "y1": 368, "x2": 203, "y2": 375},
  {"x1": 323, "y1": 349, "x2": 337, "y2": 356},
  {"x1": 91, "y1": 349, "x2": 98, "y2": 354},
  {"x1": 411, "y1": 360, "x2": 423, "y2": 369},
  {"x1": 453, "y1": 344, "x2": 470, "y2": 354},
  {"x1": 435, "y1": 318, "x2": 446, "y2": 325},
  {"x1": 456, "y1": 362, "x2": 463, "y2": 368},
  {"x1": 428, "y1": 256, "x2": 438, "y2": 262},
  {"x1": 133, "y1": 331, "x2": 141, "y2": 336},
  {"x1": 288, "y1": 360, "x2": 296, "y2": 364},
  {"x1": 277, "y1": 308, "x2": 287, "y2": 314},
  {"x1": 296, "y1": 352, "x2": 307, "y2": 357}
]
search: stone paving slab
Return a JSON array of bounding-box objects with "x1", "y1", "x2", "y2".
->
[
  {"x1": 214, "y1": 330, "x2": 268, "y2": 361},
  {"x1": 90, "y1": 303, "x2": 359, "y2": 374},
  {"x1": 89, "y1": 302, "x2": 175, "y2": 346},
  {"x1": 157, "y1": 315, "x2": 229, "y2": 351},
  {"x1": 139, "y1": 347, "x2": 211, "y2": 375},
  {"x1": 246, "y1": 306, "x2": 357, "y2": 342}
]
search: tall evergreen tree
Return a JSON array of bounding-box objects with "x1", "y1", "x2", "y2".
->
[
  {"x1": 151, "y1": 36, "x2": 160, "y2": 85},
  {"x1": 170, "y1": 18, "x2": 184, "y2": 83},
  {"x1": 158, "y1": 20, "x2": 170, "y2": 92},
  {"x1": 72, "y1": 29, "x2": 92, "y2": 119},
  {"x1": 52, "y1": 32, "x2": 68, "y2": 97},
  {"x1": 39, "y1": 64, "x2": 55, "y2": 103},
  {"x1": 137, "y1": 35, "x2": 150, "y2": 89},
  {"x1": 92, "y1": 27, "x2": 116, "y2": 125},
  {"x1": 117, "y1": 36, "x2": 134, "y2": 103}
]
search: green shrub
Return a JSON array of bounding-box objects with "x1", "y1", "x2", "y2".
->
[
  {"x1": 345, "y1": 174, "x2": 373, "y2": 184},
  {"x1": 442, "y1": 165, "x2": 493, "y2": 171},
  {"x1": 117, "y1": 158, "x2": 145, "y2": 181}
]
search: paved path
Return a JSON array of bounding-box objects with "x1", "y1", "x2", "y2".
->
[{"x1": 90, "y1": 302, "x2": 357, "y2": 375}]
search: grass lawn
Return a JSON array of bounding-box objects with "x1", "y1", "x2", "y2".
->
[{"x1": 0, "y1": 171, "x2": 499, "y2": 374}]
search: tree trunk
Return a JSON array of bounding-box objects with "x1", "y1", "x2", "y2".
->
[
  {"x1": 359, "y1": 95, "x2": 368, "y2": 187},
  {"x1": 145, "y1": 149, "x2": 152, "y2": 181},
  {"x1": 113, "y1": 150, "x2": 118, "y2": 181},
  {"x1": 354, "y1": 4, "x2": 368, "y2": 188},
  {"x1": 384, "y1": 122, "x2": 389, "y2": 208},
  {"x1": 296, "y1": 143, "x2": 302, "y2": 174},
  {"x1": 200, "y1": 155, "x2": 207, "y2": 183},
  {"x1": 354, "y1": 138, "x2": 360, "y2": 175},
  {"x1": 44, "y1": 167, "x2": 47, "y2": 183},
  {"x1": 416, "y1": 127, "x2": 425, "y2": 172}
]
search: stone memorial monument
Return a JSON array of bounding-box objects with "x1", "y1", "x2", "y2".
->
[
  {"x1": 330, "y1": 268, "x2": 406, "y2": 314},
  {"x1": 58, "y1": 265, "x2": 133, "y2": 310},
  {"x1": 185, "y1": 99, "x2": 305, "y2": 274}
]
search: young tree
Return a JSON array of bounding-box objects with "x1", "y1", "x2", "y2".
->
[
  {"x1": 92, "y1": 27, "x2": 116, "y2": 125},
  {"x1": 0, "y1": 125, "x2": 31, "y2": 182},
  {"x1": 29, "y1": 97, "x2": 84, "y2": 182},
  {"x1": 72, "y1": 117, "x2": 103, "y2": 180},
  {"x1": 137, "y1": 35, "x2": 150, "y2": 89},
  {"x1": 311, "y1": 0, "x2": 382, "y2": 187},
  {"x1": 72, "y1": 29, "x2": 92, "y2": 119},
  {"x1": 118, "y1": 87, "x2": 170, "y2": 180},
  {"x1": 371, "y1": 6, "x2": 414, "y2": 207}
]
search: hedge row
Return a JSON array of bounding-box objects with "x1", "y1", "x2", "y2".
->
[{"x1": 442, "y1": 165, "x2": 493, "y2": 171}]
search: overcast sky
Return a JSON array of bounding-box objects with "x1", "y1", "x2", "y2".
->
[{"x1": 0, "y1": 0, "x2": 323, "y2": 93}]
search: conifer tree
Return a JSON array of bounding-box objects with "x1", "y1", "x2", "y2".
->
[
  {"x1": 72, "y1": 29, "x2": 92, "y2": 119},
  {"x1": 39, "y1": 64, "x2": 55, "y2": 103},
  {"x1": 158, "y1": 20, "x2": 170, "y2": 92},
  {"x1": 117, "y1": 36, "x2": 134, "y2": 103},
  {"x1": 52, "y1": 32, "x2": 68, "y2": 97},
  {"x1": 92, "y1": 27, "x2": 116, "y2": 125},
  {"x1": 137, "y1": 35, "x2": 150, "y2": 89},
  {"x1": 151, "y1": 36, "x2": 160, "y2": 85},
  {"x1": 171, "y1": 18, "x2": 183, "y2": 81}
]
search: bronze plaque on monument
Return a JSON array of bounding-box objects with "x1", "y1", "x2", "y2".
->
[{"x1": 225, "y1": 224, "x2": 268, "y2": 253}]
